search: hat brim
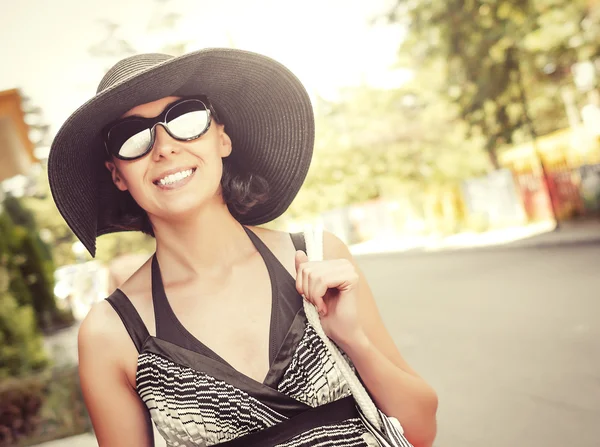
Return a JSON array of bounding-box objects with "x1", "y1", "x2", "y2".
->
[{"x1": 48, "y1": 49, "x2": 314, "y2": 257}]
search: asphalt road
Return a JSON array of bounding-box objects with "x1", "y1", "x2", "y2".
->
[{"x1": 355, "y1": 243, "x2": 600, "y2": 447}]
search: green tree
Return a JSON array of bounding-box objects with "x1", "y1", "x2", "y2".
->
[
  {"x1": 0, "y1": 208, "x2": 48, "y2": 377},
  {"x1": 384, "y1": 0, "x2": 600, "y2": 166},
  {"x1": 0, "y1": 209, "x2": 33, "y2": 309},
  {"x1": 4, "y1": 194, "x2": 52, "y2": 261},
  {"x1": 285, "y1": 73, "x2": 490, "y2": 221},
  {"x1": 1, "y1": 195, "x2": 74, "y2": 331},
  {"x1": 0, "y1": 274, "x2": 48, "y2": 378},
  {"x1": 15, "y1": 227, "x2": 59, "y2": 329}
]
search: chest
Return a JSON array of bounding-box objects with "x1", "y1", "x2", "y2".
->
[
  {"x1": 132, "y1": 320, "x2": 356, "y2": 447},
  {"x1": 163, "y1": 255, "x2": 275, "y2": 382}
]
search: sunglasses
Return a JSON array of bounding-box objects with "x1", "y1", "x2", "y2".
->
[{"x1": 103, "y1": 96, "x2": 218, "y2": 160}]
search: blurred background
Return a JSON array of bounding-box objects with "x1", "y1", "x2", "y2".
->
[{"x1": 1, "y1": 0, "x2": 599, "y2": 446}]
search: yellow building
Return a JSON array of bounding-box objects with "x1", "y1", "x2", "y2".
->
[
  {"x1": 498, "y1": 128, "x2": 600, "y2": 220},
  {"x1": 498, "y1": 128, "x2": 600, "y2": 172},
  {"x1": 0, "y1": 89, "x2": 37, "y2": 183}
]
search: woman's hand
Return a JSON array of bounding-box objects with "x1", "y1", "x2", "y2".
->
[
  {"x1": 294, "y1": 250, "x2": 365, "y2": 348},
  {"x1": 294, "y1": 232, "x2": 438, "y2": 447}
]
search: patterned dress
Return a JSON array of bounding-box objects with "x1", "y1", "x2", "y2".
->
[{"x1": 107, "y1": 228, "x2": 407, "y2": 446}]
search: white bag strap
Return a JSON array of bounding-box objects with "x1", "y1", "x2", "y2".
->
[{"x1": 302, "y1": 225, "x2": 383, "y2": 430}]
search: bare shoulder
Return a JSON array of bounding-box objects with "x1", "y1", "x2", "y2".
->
[
  {"x1": 79, "y1": 257, "x2": 154, "y2": 383},
  {"x1": 78, "y1": 299, "x2": 127, "y2": 352},
  {"x1": 322, "y1": 230, "x2": 353, "y2": 260}
]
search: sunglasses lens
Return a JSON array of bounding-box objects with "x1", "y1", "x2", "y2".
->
[
  {"x1": 107, "y1": 120, "x2": 152, "y2": 159},
  {"x1": 165, "y1": 99, "x2": 210, "y2": 139},
  {"x1": 119, "y1": 128, "x2": 152, "y2": 159}
]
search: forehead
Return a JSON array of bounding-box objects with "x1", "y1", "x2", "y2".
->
[{"x1": 121, "y1": 96, "x2": 182, "y2": 119}]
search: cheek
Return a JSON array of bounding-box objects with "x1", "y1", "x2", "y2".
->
[
  {"x1": 116, "y1": 161, "x2": 148, "y2": 192},
  {"x1": 188, "y1": 140, "x2": 225, "y2": 175}
]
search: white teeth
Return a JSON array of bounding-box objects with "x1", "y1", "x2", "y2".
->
[{"x1": 158, "y1": 169, "x2": 193, "y2": 186}]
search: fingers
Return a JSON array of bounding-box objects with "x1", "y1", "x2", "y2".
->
[
  {"x1": 295, "y1": 250, "x2": 326, "y2": 315},
  {"x1": 303, "y1": 266, "x2": 328, "y2": 316},
  {"x1": 295, "y1": 250, "x2": 308, "y2": 297},
  {"x1": 295, "y1": 253, "x2": 358, "y2": 317},
  {"x1": 295, "y1": 250, "x2": 309, "y2": 273}
]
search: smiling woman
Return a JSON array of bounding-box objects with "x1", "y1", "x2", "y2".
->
[{"x1": 47, "y1": 48, "x2": 437, "y2": 447}]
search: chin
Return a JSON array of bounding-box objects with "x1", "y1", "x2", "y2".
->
[
  {"x1": 162, "y1": 199, "x2": 205, "y2": 218},
  {"x1": 157, "y1": 191, "x2": 224, "y2": 221}
]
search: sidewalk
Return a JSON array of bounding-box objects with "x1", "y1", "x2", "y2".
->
[
  {"x1": 505, "y1": 219, "x2": 600, "y2": 249},
  {"x1": 34, "y1": 433, "x2": 97, "y2": 447},
  {"x1": 349, "y1": 219, "x2": 600, "y2": 256},
  {"x1": 34, "y1": 427, "x2": 167, "y2": 447}
]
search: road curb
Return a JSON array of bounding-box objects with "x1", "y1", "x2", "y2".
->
[{"x1": 353, "y1": 235, "x2": 600, "y2": 259}]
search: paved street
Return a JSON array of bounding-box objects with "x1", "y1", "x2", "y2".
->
[
  {"x1": 39, "y1": 240, "x2": 600, "y2": 447},
  {"x1": 356, "y1": 242, "x2": 600, "y2": 447}
]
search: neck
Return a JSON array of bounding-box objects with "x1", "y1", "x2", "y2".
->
[{"x1": 151, "y1": 203, "x2": 256, "y2": 282}]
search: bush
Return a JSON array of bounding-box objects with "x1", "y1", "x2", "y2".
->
[
  {"x1": 0, "y1": 278, "x2": 48, "y2": 379},
  {"x1": 2, "y1": 196, "x2": 52, "y2": 263},
  {"x1": 0, "y1": 212, "x2": 33, "y2": 309},
  {"x1": 0, "y1": 367, "x2": 91, "y2": 447},
  {"x1": 0, "y1": 199, "x2": 73, "y2": 333},
  {"x1": 14, "y1": 228, "x2": 59, "y2": 330},
  {"x1": 0, "y1": 375, "x2": 44, "y2": 446},
  {"x1": 0, "y1": 209, "x2": 48, "y2": 378}
]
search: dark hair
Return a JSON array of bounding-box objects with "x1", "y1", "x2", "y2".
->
[{"x1": 111, "y1": 157, "x2": 269, "y2": 237}]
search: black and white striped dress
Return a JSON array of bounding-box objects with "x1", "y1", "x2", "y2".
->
[{"x1": 107, "y1": 228, "x2": 398, "y2": 446}]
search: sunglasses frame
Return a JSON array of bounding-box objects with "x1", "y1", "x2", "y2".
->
[{"x1": 103, "y1": 95, "x2": 219, "y2": 161}]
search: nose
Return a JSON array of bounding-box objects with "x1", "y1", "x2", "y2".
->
[{"x1": 151, "y1": 123, "x2": 180, "y2": 160}]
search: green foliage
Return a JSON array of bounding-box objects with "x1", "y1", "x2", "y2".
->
[
  {"x1": 3, "y1": 196, "x2": 37, "y2": 234},
  {"x1": 14, "y1": 228, "x2": 59, "y2": 330},
  {"x1": 286, "y1": 80, "x2": 491, "y2": 220},
  {"x1": 0, "y1": 209, "x2": 48, "y2": 377},
  {"x1": 2, "y1": 196, "x2": 64, "y2": 331},
  {"x1": 0, "y1": 212, "x2": 33, "y2": 309},
  {"x1": 385, "y1": 0, "x2": 600, "y2": 163},
  {"x1": 4, "y1": 195, "x2": 53, "y2": 263},
  {"x1": 0, "y1": 266, "x2": 48, "y2": 379}
]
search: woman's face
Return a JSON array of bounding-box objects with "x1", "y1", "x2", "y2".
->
[{"x1": 105, "y1": 96, "x2": 232, "y2": 223}]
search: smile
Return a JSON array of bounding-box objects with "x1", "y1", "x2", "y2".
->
[{"x1": 154, "y1": 168, "x2": 196, "y2": 187}]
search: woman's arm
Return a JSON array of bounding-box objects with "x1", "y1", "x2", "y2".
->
[
  {"x1": 78, "y1": 302, "x2": 155, "y2": 447},
  {"x1": 322, "y1": 231, "x2": 438, "y2": 447}
]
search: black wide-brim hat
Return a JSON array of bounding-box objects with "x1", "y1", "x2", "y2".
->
[{"x1": 48, "y1": 48, "x2": 315, "y2": 257}]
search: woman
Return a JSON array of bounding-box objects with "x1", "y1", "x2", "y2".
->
[{"x1": 48, "y1": 49, "x2": 438, "y2": 447}]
